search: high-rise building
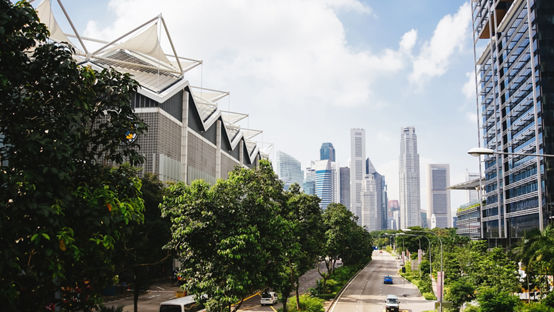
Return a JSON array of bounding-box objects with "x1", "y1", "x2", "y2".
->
[
  {"x1": 320, "y1": 142, "x2": 336, "y2": 162},
  {"x1": 276, "y1": 151, "x2": 303, "y2": 190},
  {"x1": 350, "y1": 129, "x2": 366, "y2": 224},
  {"x1": 466, "y1": 172, "x2": 480, "y2": 203},
  {"x1": 388, "y1": 200, "x2": 400, "y2": 230},
  {"x1": 314, "y1": 159, "x2": 339, "y2": 209},
  {"x1": 339, "y1": 167, "x2": 350, "y2": 209},
  {"x1": 472, "y1": 0, "x2": 554, "y2": 240},
  {"x1": 303, "y1": 166, "x2": 316, "y2": 195},
  {"x1": 361, "y1": 158, "x2": 388, "y2": 231},
  {"x1": 399, "y1": 127, "x2": 421, "y2": 228},
  {"x1": 428, "y1": 164, "x2": 451, "y2": 228}
]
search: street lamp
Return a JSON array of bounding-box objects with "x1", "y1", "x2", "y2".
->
[
  {"x1": 397, "y1": 233, "x2": 431, "y2": 276},
  {"x1": 402, "y1": 229, "x2": 444, "y2": 312},
  {"x1": 467, "y1": 147, "x2": 554, "y2": 158}
]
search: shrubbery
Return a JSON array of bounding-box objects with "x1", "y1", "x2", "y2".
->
[{"x1": 280, "y1": 295, "x2": 324, "y2": 312}]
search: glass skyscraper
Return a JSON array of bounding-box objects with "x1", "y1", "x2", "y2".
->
[
  {"x1": 276, "y1": 150, "x2": 303, "y2": 190},
  {"x1": 339, "y1": 167, "x2": 350, "y2": 210},
  {"x1": 473, "y1": 0, "x2": 554, "y2": 240},
  {"x1": 427, "y1": 164, "x2": 451, "y2": 229},
  {"x1": 350, "y1": 129, "x2": 366, "y2": 225},
  {"x1": 320, "y1": 142, "x2": 336, "y2": 161},
  {"x1": 399, "y1": 127, "x2": 421, "y2": 228},
  {"x1": 314, "y1": 159, "x2": 338, "y2": 209}
]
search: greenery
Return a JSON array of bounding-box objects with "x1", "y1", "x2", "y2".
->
[
  {"x1": 311, "y1": 265, "x2": 360, "y2": 300},
  {"x1": 0, "y1": 0, "x2": 148, "y2": 310},
  {"x1": 399, "y1": 259, "x2": 435, "y2": 301},
  {"x1": 279, "y1": 294, "x2": 324, "y2": 312}
]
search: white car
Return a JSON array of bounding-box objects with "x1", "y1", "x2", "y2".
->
[{"x1": 260, "y1": 291, "x2": 278, "y2": 306}]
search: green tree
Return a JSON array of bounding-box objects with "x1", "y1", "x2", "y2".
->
[
  {"x1": 477, "y1": 286, "x2": 520, "y2": 312},
  {"x1": 117, "y1": 174, "x2": 171, "y2": 312},
  {"x1": 319, "y1": 203, "x2": 353, "y2": 282},
  {"x1": 445, "y1": 276, "x2": 476, "y2": 311},
  {"x1": 0, "y1": 1, "x2": 147, "y2": 310},
  {"x1": 278, "y1": 184, "x2": 324, "y2": 311},
  {"x1": 161, "y1": 160, "x2": 286, "y2": 312}
]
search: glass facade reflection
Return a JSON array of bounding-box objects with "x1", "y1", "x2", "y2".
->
[{"x1": 473, "y1": 0, "x2": 554, "y2": 240}]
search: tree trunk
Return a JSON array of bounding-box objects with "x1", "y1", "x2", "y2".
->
[
  {"x1": 133, "y1": 269, "x2": 139, "y2": 312},
  {"x1": 282, "y1": 294, "x2": 289, "y2": 312},
  {"x1": 295, "y1": 277, "x2": 301, "y2": 310}
]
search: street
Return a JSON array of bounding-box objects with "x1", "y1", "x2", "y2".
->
[{"x1": 329, "y1": 251, "x2": 434, "y2": 312}]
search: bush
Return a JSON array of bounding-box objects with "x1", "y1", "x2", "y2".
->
[
  {"x1": 477, "y1": 287, "x2": 520, "y2": 312},
  {"x1": 517, "y1": 302, "x2": 554, "y2": 312},
  {"x1": 543, "y1": 292, "x2": 554, "y2": 308},
  {"x1": 284, "y1": 295, "x2": 324, "y2": 312},
  {"x1": 423, "y1": 292, "x2": 436, "y2": 300}
]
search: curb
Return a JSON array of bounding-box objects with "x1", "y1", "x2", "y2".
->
[{"x1": 326, "y1": 261, "x2": 371, "y2": 312}]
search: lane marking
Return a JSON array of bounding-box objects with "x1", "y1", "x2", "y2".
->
[
  {"x1": 270, "y1": 306, "x2": 277, "y2": 312},
  {"x1": 328, "y1": 264, "x2": 367, "y2": 312},
  {"x1": 242, "y1": 291, "x2": 261, "y2": 302}
]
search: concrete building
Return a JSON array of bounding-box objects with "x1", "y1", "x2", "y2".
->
[
  {"x1": 350, "y1": 128, "x2": 366, "y2": 224},
  {"x1": 339, "y1": 167, "x2": 350, "y2": 210},
  {"x1": 320, "y1": 142, "x2": 336, "y2": 162},
  {"x1": 399, "y1": 127, "x2": 421, "y2": 228},
  {"x1": 360, "y1": 158, "x2": 388, "y2": 231},
  {"x1": 388, "y1": 200, "x2": 400, "y2": 230},
  {"x1": 276, "y1": 151, "x2": 303, "y2": 190},
  {"x1": 428, "y1": 164, "x2": 451, "y2": 228},
  {"x1": 472, "y1": 0, "x2": 554, "y2": 241},
  {"x1": 303, "y1": 166, "x2": 316, "y2": 195},
  {"x1": 36, "y1": 1, "x2": 263, "y2": 185},
  {"x1": 451, "y1": 177, "x2": 482, "y2": 240}
]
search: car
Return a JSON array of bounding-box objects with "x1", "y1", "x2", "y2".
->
[
  {"x1": 383, "y1": 275, "x2": 393, "y2": 284},
  {"x1": 260, "y1": 291, "x2": 278, "y2": 306},
  {"x1": 159, "y1": 295, "x2": 204, "y2": 312},
  {"x1": 385, "y1": 294, "x2": 400, "y2": 312}
]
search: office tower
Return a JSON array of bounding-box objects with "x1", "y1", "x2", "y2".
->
[
  {"x1": 421, "y1": 211, "x2": 428, "y2": 228},
  {"x1": 388, "y1": 200, "x2": 400, "y2": 230},
  {"x1": 466, "y1": 172, "x2": 480, "y2": 203},
  {"x1": 276, "y1": 151, "x2": 303, "y2": 190},
  {"x1": 428, "y1": 164, "x2": 451, "y2": 228},
  {"x1": 399, "y1": 127, "x2": 421, "y2": 228},
  {"x1": 314, "y1": 159, "x2": 339, "y2": 209},
  {"x1": 339, "y1": 167, "x2": 351, "y2": 210},
  {"x1": 361, "y1": 157, "x2": 388, "y2": 231},
  {"x1": 303, "y1": 166, "x2": 316, "y2": 195},
  {"x1": 350, "y1": 129, "x2": 366, "y2": 224},
  {"x1": 320, "y1": 142, "x2": 336, "y2": 162},
  {"x1": 472, "y1": 0, "x2": 554, "y2": 239}
]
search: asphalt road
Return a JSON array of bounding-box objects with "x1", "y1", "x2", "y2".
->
[{"x1": 329, "y1": 251, "x2": 434, "y2": 312}]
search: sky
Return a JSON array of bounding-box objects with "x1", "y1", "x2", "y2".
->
[{"x1": 41, "y1": 0, "x2": 482, "y2": 217}]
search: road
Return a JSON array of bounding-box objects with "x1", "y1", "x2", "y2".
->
[{"x1": 329, "y1": 251, "x2": 434, "y2": 312}]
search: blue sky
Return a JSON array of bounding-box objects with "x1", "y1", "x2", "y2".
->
[{"x1": 40, "y1": 0, "x2": 480, "y2": 215}]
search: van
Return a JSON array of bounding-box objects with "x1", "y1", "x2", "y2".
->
[{"x1": 159, "y1": 295, "x2": 204, "y2": 312}]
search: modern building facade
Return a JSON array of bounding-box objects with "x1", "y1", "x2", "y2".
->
[
  {"x1": 360, "y1": 158, "x2": 388, "y2": 231},
  {"x1": 388, "y1": 200, "x2": 400, "y2": 230},
  {"x1": 37, "y1": 1, "x2": 263, "y2": 185},
  {"x1": 303, "y1": 166, "x2": 316, "y2": 195},
  {"x1": 451, "y1": 177, "x2": 483, "y2": 239},
  {"x1": 350, "y1": 129, "x2": 366, "y2": 224},
  {"x1": 339, "y1": 167, "x2": 351, "y2": 210},
  {"x1": 314, "y1": 159, "x2": 339, "y2": 209},
  {"x1": 399, "y1": 127, "x2": 421, "y2": 228},
  {"x1": 428, "y1": 164, "x2": 451, "y2": 228},
  {"x1": 276, "y1": 150, "x2": 303, "y2": 190},
  {"x1": 472, "y1": 0, "x2": 554, "y2": 240},
  {"x1": 320, "y1": 142, "x2": 336, "y2": 162}
]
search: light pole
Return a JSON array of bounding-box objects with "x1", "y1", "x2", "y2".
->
[
  {"x1": 402, "y1": 229, "x2": 443, "y2": 312},
  {"x1": 397, "y1": 232, "x2": 430, "y2": 275}
]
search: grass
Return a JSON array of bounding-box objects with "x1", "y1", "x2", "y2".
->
[
  {"x1": 309, "y1": 264, "x2": 362, "y2": 301},
  {"x1": 399, "y1": 260, "x2": 437, "y2": 301}
]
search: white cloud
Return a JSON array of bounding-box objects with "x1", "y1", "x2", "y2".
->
[
  {"x1": 462, "y1": 71, "x2": 476, "y2": 99},
  {"x1": 409, "y1": 2, "x2": 471, "y2": 86},
  {"x1": 83, "y1": 0, "x2": 411, "y2": 109},
  {"x1": 400, "y1": 28, "x2": 417, "y2": 53}
]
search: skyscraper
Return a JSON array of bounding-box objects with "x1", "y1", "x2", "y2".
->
[
  {"x1": 428, "y1": 164, "x2": 451, "y2": 228},
  {"x1": 276, "y1": 151, "x2": 303, "y2": 190},
  {"x1": 314, "y1": 159, "x2": 339, "y2": 209},
  {"x1": 399, "y1": 127, "x2": 420, "y2": 228},
  {"x1": 388, "y1": 200, "x2": 400, "y2": 230},
  {"x1": 303, "y1": 166, "x2": 316, "y2": 195},
  {"x1": 339, "y1": 167, "x2": 350, "y2": 210},
  {"x1": 472, "y1": 0, "x2": 554, "y2": 239},
  {"x1": 350, "y1": 129, "x2": 366, "y2": 224},
  {"x1": 320, "y1": 142, "x2": 336, "y2": 162},
  {"x1": 361, "y1": 158, "x2": 388, "y2": 231}
]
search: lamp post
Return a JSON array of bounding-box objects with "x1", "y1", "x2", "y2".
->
[
  {"x1": 397, "y1": 233, "x2": 430, "y2": 275},
  {"x1": 402, "y1": 229, "x2": 443, "y2": 312}
]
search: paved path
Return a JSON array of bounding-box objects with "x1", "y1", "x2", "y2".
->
[{"x1": 329, "y1": 251, "x2": 434, "y2": 312}]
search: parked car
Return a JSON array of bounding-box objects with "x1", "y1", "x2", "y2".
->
[
  {"x1": 159, "y1": 295, "x2": 204, "y2": 312},
  {"x1": 385, "y1": 294, "x2": 400, "y2": 312},
  {"x1": 260, "y1": 291, "x2": 278, "y2": 306},
  {"x1": 383, "y1": 275, "x2": 393, "y2": 284}
]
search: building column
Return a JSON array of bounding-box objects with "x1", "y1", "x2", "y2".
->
[
  {"x1": 239, "y1": 139, "x2": 244, "y2": 165},
  {"x1": 216, "y1": 119, "x2": 222, "y2": 179},
  {"x1": 180, "y1": 90, "x2": 189, "y2": 184}
]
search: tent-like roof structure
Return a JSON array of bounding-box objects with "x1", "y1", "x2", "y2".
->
[{"x1": 35, "y1": 0, "x2": 264, "y2": 166}]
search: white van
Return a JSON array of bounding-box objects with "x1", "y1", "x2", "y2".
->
[{"x1": 159, "y1": 295, "x2": 204, "y2": 312}]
